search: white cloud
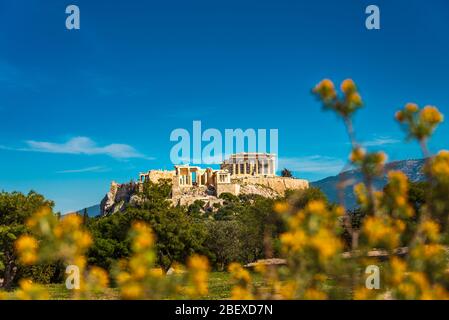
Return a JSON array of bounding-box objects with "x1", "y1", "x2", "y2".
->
[
  {"x1": 278, "y1": 155, "x2": 346, "y2": 175},
  {"x1": 56, "y1": 166, "x2": 109, "y2": 174},
  {"x1": 361, "y1": 136, "x2": 400, "y2": 147},
  {"x1": 2, "y1": 136, "x2": 152, "y2": 160}
]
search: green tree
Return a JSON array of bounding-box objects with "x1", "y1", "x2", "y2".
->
[
  {"x1": 281, "y1": 168, "x2": 293, "y2": 177},
  {"x1": 82, "y1": 208, "x2": 89, "y2": 225},
  {"x1": 286, "y1": 186, "x2": 329, "y2": 210},
  {"x1": 205, "y1": 221, "x2": 243, "y2": 270},
  {"x1": 0, "y1": 191, "x2": 54, "y2": 290},
  {"x1": 88, "y1": 180, "x2": 207, "y2": 273}
]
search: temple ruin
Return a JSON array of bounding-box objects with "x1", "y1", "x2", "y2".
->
[
  {"x1": 101, "y1": 153, "x2": 309, "y2": 215},
  {"x1": 138, "y1": 153, "x2": 308, "y2": 202}
]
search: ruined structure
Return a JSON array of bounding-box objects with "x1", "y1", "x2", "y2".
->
[
  {"x1": 140, "y1": 153, "x2": 307, "y2": 203},
  {"x1": 101, "y1": 153, "x2": 309, "y2": 215}
]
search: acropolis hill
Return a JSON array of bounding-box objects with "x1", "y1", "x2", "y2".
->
[{"x1": 100, "y1": 153, "x2": 309, "y2": 215}]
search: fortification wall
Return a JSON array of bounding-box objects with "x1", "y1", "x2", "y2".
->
[
  {"x1": 147, "y1": 170, "x2": 175, "y2": 183},
  {"x1": 235, "y1": 176, "x2": 308, "y2": 196},
  {"x1": 216, "y1": 183, "x2": 241, "y2": 197}
]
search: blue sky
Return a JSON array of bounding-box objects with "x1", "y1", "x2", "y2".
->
[{"x1": 1, "y1": 0, "x2": 448, "y2": 213}]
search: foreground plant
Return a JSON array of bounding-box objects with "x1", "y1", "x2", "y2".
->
[{"x1": 230, "y1": 79, "x2": 449, "y2": 300}]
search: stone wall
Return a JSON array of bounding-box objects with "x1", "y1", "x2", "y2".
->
[
  {"x1": 216, "y1": 183, "x2": 241, "y2": 197},
  {"x1": 146, "y1": 170, "x2": 175, "y2": 183},
  {"x1": 235, "y1": 176, "x2": 308, "y2": 196}
]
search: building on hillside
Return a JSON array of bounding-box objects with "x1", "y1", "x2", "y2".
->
[
  {"x1": 137, "y1": 152, "x2": 307, "y2": 201},
  {"x1": 102, "y1": 153, "x2": 308, "y2": 215}
]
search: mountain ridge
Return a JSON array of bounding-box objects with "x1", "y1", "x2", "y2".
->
[{"x1": 311, "y1": 158, "x2": 426, "y2": 210}]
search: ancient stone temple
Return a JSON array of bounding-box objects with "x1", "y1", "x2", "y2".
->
[
  {"x1": 102, "y1": 153, "x2": 309, "y2": 214},
  {"x1": 135, "y1": 152, "x2": 307, "y2": 205},
  {"x1": 220, "y1": 152, "x2": 276, "y2": 176}
]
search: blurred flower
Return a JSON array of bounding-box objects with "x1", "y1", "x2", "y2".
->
[{"x1": 15, "y1": 235, "x2": 38, "y2": 265}]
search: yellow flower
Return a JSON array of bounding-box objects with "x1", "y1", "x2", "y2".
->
[
  {"x1": 254, "y1": 263, "x2": 267, "y2": 275},
  {"x1": 187, "y1": 255, "x2": 210, "y2": 297},
  {"x1": 15, "y1": 235, "x2": 38, "y2": 265},
  {"x1": 420, "y1": 105, "x2": 443, "y2": 125},
  {"x1": 280, "y1": 230, "x2": 306, "y2": 252},
  {"x1": 363, "y1": 216, "x2": 399, "y2": 248},
  {"x1": 390, "y1": 257, "x2": 407, "y2": 285},
  {"x1": 131, "y1": 222, "x2": 154, "y2": 252},
  {"x1": 318, "y1": 79, "x2": 335, "y2": 91},
  {"x1": 15, "y1": 279, "x2": 49, "y2": 300},
  {"x1": 405, "y1": 103, "x2": 419, "y2": 113},
  {"x1": 116, "y1": 272, "x2": 131, "y2": 284},
  {"x1": 395, "y1": 110, "x2": 405, "y2": 122},
  {"x1": 398, "y1": 282, "x2": 417, "y2": 299},
  {"x1": 228, "y1": 263, "x2": 251, "y2": 283},
  {"x1": 231, "y1": 286, "x2": 254, "y2": 300},
  {"x1": 61, "y1": 214, "x2": 82, "y2": 230},
  {"x1": 388, "y1": 171, "x2": 408, "y2": 192},
  {"x1": 73, "y1": 255, "x2": 87, "y2": 271},
  {"x1": 306, "y1": 200, "x2": 326, "y2": 214},
  {"x1": 313, "y1": 79, "x2": 337, "y2": 100},
  {"x1": 149, "y1": 267, "x2": 164, "y2": 277},
  {"x1": 421, "y1": 220, "x2": 440, "y2": 241},
  {"x1": 304, "y1": 288, "x2": 327, "y2": 300},
  {"x1": 429, "y1": 151, "x2": 449, "y2": 180},
  {"x1": 311, "y1": 229, "x2": 341, "y2": 260},
  {"x1": 279, "y1": 281, "x2": 297, "y2": 299},
  {"x1": 348, "y1": 92, "x2": 362, "y2": 105},
  {"x1": 121, "y1": 283, "x2": 143, "y2": 300},
  {"x1": 375, "y1": 152, "x2": 387, "y2": 164},
  {"x1": 410, "y1": 272, "x2": 429, "y2": 291},
  {"x1": 350, "y1": 147, "x2": 366, "y2": 163},
  {"x1": 354, "y1": 183, "x2": 368, "y2": 206},
  {"x1": 341, "y1": 79, "x2": 356, "y2": 94},
  {"x1": 273, "y1": 201, "x2": 289, "y2": 214},
  {"x1": 354, "y1": 287, "x2": 376, "y2": 300},
  {"x1": 74, "y1": 231, "x2": 92, "y2": 249},
  {"x1": 0, "y1": 291, "x2": 8, "y2": 300},
  {"x1": 87, "y1": 266, "x2": 109, "y2": 289}
]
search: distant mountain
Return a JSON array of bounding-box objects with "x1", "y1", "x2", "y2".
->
[
  {"x1": 311, "y1": 159, "x2": 426, "y2": 210},
  {"x1": 76, "y1": 204, "x2": 101, "y2": 217}
]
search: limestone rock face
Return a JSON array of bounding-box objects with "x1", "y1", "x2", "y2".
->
[
  {"x1": 99, "y1": 175, "x2": 308, "y2": 216},
  {"x1": 100, "y1": 181, "x2": 137, "y2": 215},
  {"x1": 237, "y1": 176, "x2": 309, "y2": 197}
]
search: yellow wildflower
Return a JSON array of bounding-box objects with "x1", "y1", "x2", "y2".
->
[
  {"x1": 420, "y1": 105, "x2": 443, "y2": 125},
  {"x1": 231, "y1": 286, "x2": 254, "y2": 300},
  {"x1": 350, "y1": 147, "x2": 366, "y2": 163},
  {"x1": 405, "y1": 103, "x2": 419, "y2": 113},
  {"x1": 121, "y1": 283, "x2": 143, "y2": 300},
  {"x1": 15, "y1": 235, "x2": 38, "y2": 265},
  {"x1": 304, "y1": 288, "x2": 327, "y2": 300},
  {"x1": 273, "y1": 201, "x2": 289, "y2": 214},
  {"x1": 341, "y1": 79, "x2": 356, "y2": 94}
]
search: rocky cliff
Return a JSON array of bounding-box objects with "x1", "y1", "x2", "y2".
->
[
  {"x1": 100, "y1": 181, "x2": 142, "y2": 215},
  {"x1": 99, "y1": 176, "x2": 309, "y2": 215}
]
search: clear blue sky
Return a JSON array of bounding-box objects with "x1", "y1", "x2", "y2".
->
[{"x1": 1, "y1": 0, "x2": 448, "y2": 213}]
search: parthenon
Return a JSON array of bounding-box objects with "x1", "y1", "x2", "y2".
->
[{"x1": 220, "y1": 153, "x2": 276, "y2": 176}]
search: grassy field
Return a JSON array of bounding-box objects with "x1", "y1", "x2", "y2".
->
[{"x1": 30, "y1": 272, "x2": 263, "y2": 300}]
